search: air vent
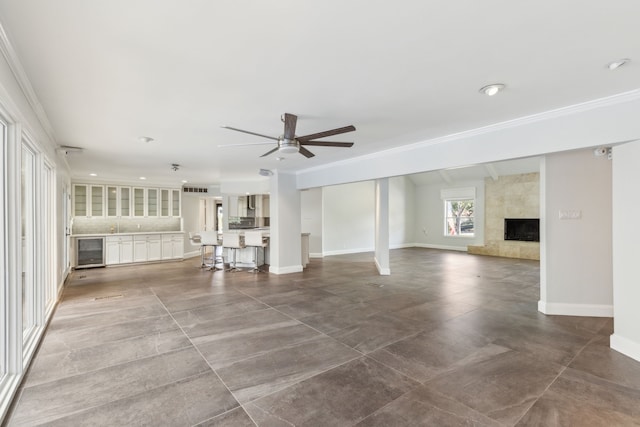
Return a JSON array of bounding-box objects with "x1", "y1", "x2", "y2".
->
[{"x1": 183, "y1": 187, "x2": 208, "y2": 193}]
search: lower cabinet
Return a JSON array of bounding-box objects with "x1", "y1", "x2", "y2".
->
[
  {"x1": 162, "y1": 233, "x2": 185, "y2": 260},
  {"x1": 106, "y1": 235, "x2": 133, "y2": 265},
  {"x1": 134, "y1": 234, "x2": 162, "y2": 262},
  {"x1": 105, "y1": 233, "x2": 184, "y2": 265}
]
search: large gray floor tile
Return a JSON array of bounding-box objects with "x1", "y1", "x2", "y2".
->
[
  {"x1": 197, "y1": 323, "x2": 322, "y2": 370},
  {"x1": 37, "y1": 314, "x2": 179, "y2": 354},
  {"x1": 425, "y1": 350, "x2": 564, "y2": 425},
  {"x1": 217, "y1": 335, "x2": 360, "y2": 403},
  {"x1": 245, "y1": 357, "x2": 419, "y2": 426},
  {"x1": 328, "y1": 312, "x2": 424, "y2": 353},
  {"x1": 10, "y1": 347, "x2": 211, "y2": 425},
  {"x1": 195, "y1": 407, "x2": 257, "y2": 427},
  {"x1": 516, "y1": 367, "x2": 640, "y2": 426},
  {"x1": 24, "y1": 329, "x2": 192, "y2": 387},
  {"x1": 357, "y1": 385, "x2": 502, "y2": 427},
  {"x1": 41, "y1": 372, "x2": 239, "y2": 427}
]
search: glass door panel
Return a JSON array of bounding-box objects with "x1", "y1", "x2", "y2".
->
[
  {"x1": 120, "y1": 187, "x2": 130, "y2": 216},
  {"x1": 161, "y1": 189, "x2": 169, "y2": 216},
  {"x1": 107, "y1": 186, "x2": 117, "y2": 217},
  {"x1": 147, "y1": 189, "x2": 158, "y2": 216},
  {"x1": 134, "y1": 188, "x2": 145, "y2": 217},
  {"x1": 90, "y1": 185, "x2": 104, "y2": 216}
]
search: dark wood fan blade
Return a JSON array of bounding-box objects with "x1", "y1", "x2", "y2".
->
[
  {"x1": 221, "y1": 126, "x2": 279, "y2": 141},
  {"x1": 299, "y1": 141, "x2": 354, "y2": 147},
  {"x1": 299, "y1": 146, "x2": 315, "y2": 158},
  {"x1": 297, "y1": 125, "x2": 356, "y2": 142},
  {"x1": 260, "y1": 146, "x2": 280, "y2": 157},
  {"x1": 283, "y1": 113, "x2": 297, "y2": 140}
]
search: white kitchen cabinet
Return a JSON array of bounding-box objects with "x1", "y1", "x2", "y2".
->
[
  {"x1": 106, "y1": 186, "x2": 133, "y2": 218},
  {"x1": 171, "y1": 189, "x2": 181, "y2": 217},
  {"x1": 160, "y1": 189, "x2": 169, "y2": 216},
  {"x1": 147, "y1": 189, "x2": 158, "y2": 217},
  {"x1": 162, "y1": 233, "x2": 184, "y2": 260},
  {"x1": 106, "y1": 235, "x2": 133, "y2": 265},
  {"x1": 73, "y1": 184, "x2": 105, "y2": 217},
  {"x1": 133, "y1": 187, "x2": 145, "y2": 217},
  {"x1": 134, "y1": 234, "x2": 162, "y2": 262}
]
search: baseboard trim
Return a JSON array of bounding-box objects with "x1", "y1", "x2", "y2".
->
[
  {"x1": 183, "y1": 250, "x2": 201, "y2": 259},
  {"x1": 374, "y1": 258, "x2": 391, "y2": 276},
  {"x1": 323, "y1": 247, "x2": 374, "y2": 256},
  {"x1": 269, "y1": 265, "x2": 303, "y2": 275},
  {"x1": 537, "y1": 300, "x2": 613, "y2": 317},
  {"x1": 610, "y1": 334, "x2": 640, "y2": 363},
  {"x1": 413, "y1": 243, "x2": 468, "y2": 252},
  {"x1": 310, "y1": 252, "x2": 324, "y2": 258}
]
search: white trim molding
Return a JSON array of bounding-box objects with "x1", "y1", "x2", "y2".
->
[
  {"x1": 0, "y1": 23, "x2": 56, "y2": 143},
  {"x1": 537, "y1": 301, "x2": 613, "y2": 317},
  {"x1": 269, "y1": 265, "x2": 303, "y2": 275},
  {"x1": 375, "y1": 257, "x2": 390, "y2": 275},
  {"x1": 610, "y1": 334, "x2": 640, "y2": 363},
  {"x1": 413, "y1": 243, "x2": 468, "y2": 252}
]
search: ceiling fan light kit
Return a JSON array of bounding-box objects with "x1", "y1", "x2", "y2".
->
[{"x1": 221, "y1": 113, "x2": 356, "y2": 158}]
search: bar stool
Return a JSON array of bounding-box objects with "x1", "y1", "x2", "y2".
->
[
  {"x1": 244, "y1": 230, "x2": 267, "y2": 273},
  {"x1": 223, "y1": 232, "x2": 245, "y2": 272},
  {"x1": 200, "y1": 231, "x2": 223, "y2": 270}
]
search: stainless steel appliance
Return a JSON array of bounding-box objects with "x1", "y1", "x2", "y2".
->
[{"x1": 76, "y1": 237, "x2": 105, "y2": 268}]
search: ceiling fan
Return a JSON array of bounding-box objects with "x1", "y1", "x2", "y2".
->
[{"x1": 220, "y1": 113, "x2": 356, "y2": 158}]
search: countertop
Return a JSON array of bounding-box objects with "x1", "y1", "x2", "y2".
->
[{"x1": 71, "y1": 231, "x2": 185, "y2": 237}]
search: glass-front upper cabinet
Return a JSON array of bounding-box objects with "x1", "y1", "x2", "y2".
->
[
  {"x1": 120, "y1": 187, "x2": 131, "y2": 217},
  {"x1": 133, "y1": 188, "x2": 145, "y2": 217},
  {"x1": 147, "y1": 189, "x2": 158, "y2": 216},
  {"x1": 73, "y1": 185, "x2": 87, "y2": 216},
  {"x1": 90, "y1": 185, "x2": 104, "y2": 216},
  {"x1": 107, "y1": 186, "x2": 118, "y2": 217},
  {"x1": 171, "y1": 189, "x2": 181, "y2": 217},
  {"x1": 73, "y1": 184, "x2": 104, "y2": 217},
  {"x1": 107, "y1": 186, "x2": 132, "y2": 217},
  {"x1": 160, "y1": 189, "x2": 169, "y2": 216}
]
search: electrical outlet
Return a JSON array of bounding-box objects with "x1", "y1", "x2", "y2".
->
[{"x1": 559, "y1": 210, "x2": 582, "y2": 220}]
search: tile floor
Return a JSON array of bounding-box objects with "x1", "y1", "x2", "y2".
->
[{"x1": 6, "y1": 248, "x2": 640, "y2": 426}]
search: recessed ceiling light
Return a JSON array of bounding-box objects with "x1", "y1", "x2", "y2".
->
[
  {"x1": 479, "y1": 83, "x2": 506, "y2": 96},
  {"x1": 139, "y1": 176, "x2": 146, "y2": 180},
  {"x1": 138, "y1": 136, "x2": 154, "y2": 143},
  {"x1": 89, "y1": 173, "x2": 97, "y2": 177},
  {"x1": 181, "y1": 180, "x2": 188, "y2": 183},
  {"x1": 607, "y1": 58, "x2": 630, "y2": 70},
  {"x1": 276, "y1": 157, "x2": 285, "y2": 161}
]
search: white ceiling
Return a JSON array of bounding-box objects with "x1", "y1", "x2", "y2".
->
[{"x1": 0, "y1": 1, "x2": 638, "y2": 186}]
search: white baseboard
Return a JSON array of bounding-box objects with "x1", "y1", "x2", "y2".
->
[
  {"x1": 610, "y1": 334, "x2": 640, "y2": 363},
  {"x1": 537, "y1": 300, "x2": 613, "y2": 317},
  {"x1": 269, "y1": 265, "x2": 303, "y2": 275},
  {"x1": 374, "y1": 257, "x2": 391, "y2": 275},
  {"x1": 322, "y1": 247, "x2": 374, "y2": 256},
  {"x1": 310, "y1": 252, "x2": 324, "y2": 258},
  {"x1": 183, "y1": 250, "x2": 201, "y2": 259},
  {"x1": 413, "y1": 243, "x2": 468, "y2": 252}
]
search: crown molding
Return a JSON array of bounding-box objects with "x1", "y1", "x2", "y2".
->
[
  {"x1": 0, "y1": 20, "x2": 56, "y2": 143},
  {"x1": 298, "y1": 88, "x2": 640, "y2": 177}
]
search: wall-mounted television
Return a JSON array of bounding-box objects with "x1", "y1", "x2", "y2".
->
[{"x1": 504, "y1": 218, "x2": 539, "y2": 242}]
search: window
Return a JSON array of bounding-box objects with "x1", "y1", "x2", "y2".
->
[
  {"x1": 441, "y1": 187, "x2": 476, "y2": 237},
  {"x1": 444, "y1": 199, "x2": 475, "y2": 236}
]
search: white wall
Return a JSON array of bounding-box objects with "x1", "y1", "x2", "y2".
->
[
  {"x1": 301, "y1": 188, "x2": 323, "y2": 256},
  {"x1": 611, "y1": 140, "x2": 640, "y2": 362},
  {"x1": 539, "y1": 149, "x2": 613, "y2": 316},
  {"x1": 413, "y1": 179, "x2": 485, "y2": 251},
  {"x1": 389, "y1": 176, "x2": 415, "y2": 247},
  {"x1": 323, "y1": 181, "x2": 375, "y2": 255}
]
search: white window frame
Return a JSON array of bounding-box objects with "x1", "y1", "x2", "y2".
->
[{"x1": 441, "y1": 187, "x2": 476, "y2": 238}]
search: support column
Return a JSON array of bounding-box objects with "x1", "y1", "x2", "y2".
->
[
  {"x1": 375, "y1": 178, "x2": 390, "y2": 275},
  {"x1": 269, "y1": 170, "x2": 303, "y2": 274}
]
